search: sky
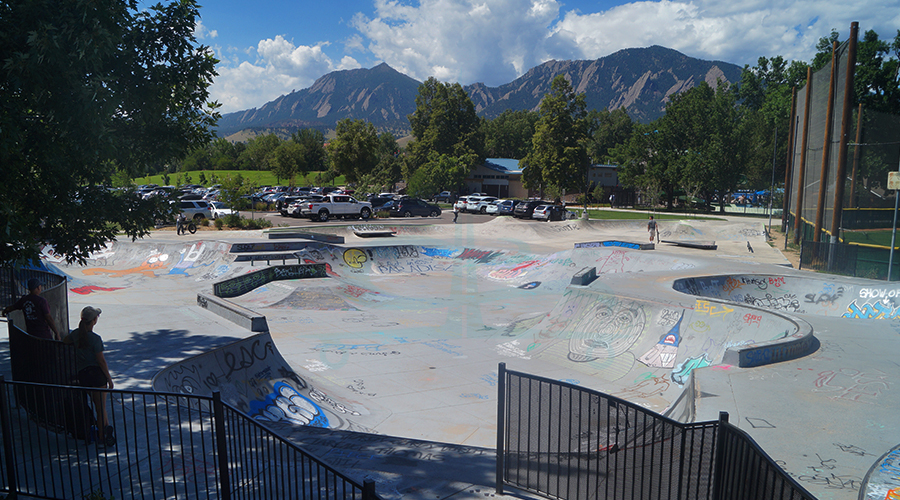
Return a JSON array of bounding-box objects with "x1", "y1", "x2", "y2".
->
[{"x1": 190, "y1": 0, "x2": 900, "y2": 113}]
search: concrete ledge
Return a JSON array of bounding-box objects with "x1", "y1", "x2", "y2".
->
[
  {"x1": 264, "y1": 230, "x2": 344, "y2": 243},
  {"x1": 230, "y1": 242, "x2": 322, "y2": 253},
  {"x1": 233, "y1": 253, "x2": 302, "y2": 264},
  {"x1": 213, "y1": 264, "x2": 327, "y2": 298},
  {"x1": 353, "y1": 229, "x2": 396, "y2": 238},
  {"x1": 571, "y1": 267, "x2": 597, "y2": 286},
  {"x1": 574, "y1": 241, "x2": 654, "y2": 250},
  {"x1": 660, "y1": 240, "x2": 718, "y2": 250},
  {"x1": 197, "y1": 293, "x2": 268, "y2": 332}
]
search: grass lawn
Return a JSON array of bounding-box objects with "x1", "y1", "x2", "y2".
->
[{"x1": 133, "y1": 170, "x2": 347, "y2": 189}]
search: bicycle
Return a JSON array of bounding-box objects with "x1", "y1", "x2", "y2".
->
[{"x1": 176, "y1": 220, "x2": 197, "y2": 235}]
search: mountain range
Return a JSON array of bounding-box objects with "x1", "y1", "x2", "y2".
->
[{"x1": 215, "y1": 45, "x2": 743, "y2": 139}]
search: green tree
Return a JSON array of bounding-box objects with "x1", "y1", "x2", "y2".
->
[
  {"x1": 0, "y1": 0, "x2": 218, "y2": 264},
  {"x1": 406, "y1": 77, "x2": 484, "y2": 188},
  {"x1": 271, "y1": 140, "x2": 303, "y2": 184},
  {"x1": 238, "y1": 134, "x2": 280, "y2": 171},
  {"x1": 661, "y1": 82, "x2": 750, "y2": 211},
  {"x1": 586, "y1": 107, "x2": 634, "y2": 165},
  {"x1": 483, "y1": 109, "x2": 539, "y2": 158},
  {"x1": 327, "y1": 119, "x2": 379, "y2": 184},
  {"x1": 291, "y1": 128, "x2": 326, "y2": 180},
  {"x1": 358, "y1": 133, "x2": 403, "y2": 193},
  {"x1": 219, "y1": 174, "x2": 251, "y2": 211},
  {"x1": 522, "y1": 75, "x2": 590, "y2": 195},
  {"x1": 610, "y1": 122, "x2": 677, "y2": 208}
]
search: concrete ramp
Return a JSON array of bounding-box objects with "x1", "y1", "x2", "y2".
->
[{"x1": 151, "y1": 332, "x2": 369, "y2": 431}]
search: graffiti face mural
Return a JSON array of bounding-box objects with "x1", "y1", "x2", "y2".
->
[{"x1": 567, "y1": 297, "x2": 647, "y2": 362}]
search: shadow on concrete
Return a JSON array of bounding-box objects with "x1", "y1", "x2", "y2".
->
[{"x1": 104, "y1": 329, "x2": 242, "y2": 386}]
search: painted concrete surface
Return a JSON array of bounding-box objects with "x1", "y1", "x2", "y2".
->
[{"x1": 37, "y1": 217, "x2": 899, "y2": 500}]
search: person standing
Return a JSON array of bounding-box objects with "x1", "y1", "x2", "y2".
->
[
  {"x1": 2, "y1": 278, "x2": 61, "y2": 340},
  {"x1": 64, "y1": 306, "x2": 115, "y2": 446},
  {"x1": 648, "y1": 216, "x2": 658, "y2": 243},
  {"x1": 176, "y1": 212, "x2": 186, "y2": 235},
  {"x1": 453, "y1": 202, "x2": 460, "y2": 223}
]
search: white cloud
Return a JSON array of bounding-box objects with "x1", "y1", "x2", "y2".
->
[
  {"x1": 193, "y1": 20, "x2": 218, "y2": 40},
  {"x1": 207, "y1": 0, "x2": 900, "y2": 113},
  {"x1": 210, "y1": 36, "x2": 361, "y2": 113},
  {"x1": 352, "y1": 0, "x2": 562, "y2": 85}
]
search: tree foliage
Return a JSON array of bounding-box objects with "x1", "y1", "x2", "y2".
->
[
  {"x1": 327, "y1": 119, "x2": 380, "y2": 184},
  {"x1": 0, "y1": 0, "x2": 219, "y2": 264},
  {"x1": 483, "y1": 109, "x2": 539, "y2": 158},
  {"x1": 523, "y1": 75, "x2": 590, "y2": 194},
  {"x1": 406, "y1": 77, "x2": 484, "y2": 189}
]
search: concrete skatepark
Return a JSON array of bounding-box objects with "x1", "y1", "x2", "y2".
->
[{"x1": 30, "y1": 216, "x2": 900, "y2": 500}]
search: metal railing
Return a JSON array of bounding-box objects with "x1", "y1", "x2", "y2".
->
[
  {"x1": 1, "y1": 323, "x2": 379, "y2": 500},
  {"x1": 1, "y1": 267, "x2": 69, "y2": 336},
  {"x1": 496, "y1": 363, "x2": 816, "y2": 500}
]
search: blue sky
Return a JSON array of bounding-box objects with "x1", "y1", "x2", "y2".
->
[{"x1": 191, "y1": 0, "x2": 900, "y2": 113}]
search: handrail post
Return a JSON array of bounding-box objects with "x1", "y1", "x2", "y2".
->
[
  {"x1": 0, "y1": 377, "x2": 18, "y2": 494},
  {"x1": 362, "y1": 479, "x2": 376, "y2": 500},
  {"x1": 712, "y1": 411, "x2": 729, "y2": 500},
  {"x1": 495, "y1": 362, "x2": 506, "y2": 495},
  {"x1": 213, "y1": 392, "x2": 231, "y2": 500}
]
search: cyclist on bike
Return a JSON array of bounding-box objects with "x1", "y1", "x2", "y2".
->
[{"x1": 176, "y1": 213, "x2": 186, "y2": 235}]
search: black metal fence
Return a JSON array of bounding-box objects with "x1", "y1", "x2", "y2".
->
[
  {"x1": 1, "y1": 266, "x2": 69, "y2": 336},
  {"x1": 798, "y1": 239, "x2": 900, "y2": 280},
  {"x1": 496, "y1": 363, "x2": 816, "y2": 500},
  {"x1": 1, "y1": 323, "x2": 379, "y2": 500}
]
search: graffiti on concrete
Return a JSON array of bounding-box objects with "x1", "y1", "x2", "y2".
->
[
  {"x1": 842, "y1": 300, "x2": 900, "y2": 320},
  {"x1": 249, "y1": 381, "x2": 329, "y2": 427},
  {"x1": 638, "y1": 311, "x2": 683, "y2": 369}
]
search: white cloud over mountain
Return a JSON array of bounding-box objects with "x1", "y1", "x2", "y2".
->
[{"x1": 208, "y1": 0, "x2": 898, "y2": 113}]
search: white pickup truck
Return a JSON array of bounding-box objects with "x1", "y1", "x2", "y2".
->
[{"x1": 300, "y1": 194, "x2": 373, "y2": 222}]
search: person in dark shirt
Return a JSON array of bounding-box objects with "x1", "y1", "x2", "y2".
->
[
  {"x1": 64, "y1": 306, "x2": 115, "y2": 446},
  {"x1": 2, "y1": 278, "x2": 60, "y2": 340}
]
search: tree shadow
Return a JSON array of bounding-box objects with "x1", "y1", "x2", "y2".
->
[{"x1": 104, "y1": 329, "x2": 243, "y2": 387}]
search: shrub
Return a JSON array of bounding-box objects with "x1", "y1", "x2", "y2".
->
[
  {"x1": 199, "y1": 217, "x2": 210, "y2": 227},
  {"x1": 254, "y1": 202, "x2": 269, "y2": 211},
  {"x1": 222, "y1": 214, "x2": 242, "y2": 227},
  {"x1": 242, "y1": 217, "x2": 273, "y2": 230},
  {"x1": 376, "y1": 210, "x2": 390, "y2": 219},
  {"x1": 214, "y1": 218, "x2": 224, "y2": 230}
]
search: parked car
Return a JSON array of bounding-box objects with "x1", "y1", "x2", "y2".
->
[
  {"x1": 453, "y1": 196, "x2": 470, "y2": 212},
  {"x1": 298, "y1": 194, "x2": 373, "y2": 221},
  {"x1": 484, "y1": 200, "x2": 502, "y2": 215},
  {"x1": 465, "y1": 196, "x2": 498, "y2": 213},
  {"x1": 368, "y1": 194, "x2": 395, "y2": 209},
  {"x1": 513, "y1": 199, "x2": 545, "y2": 219},
  {"x1": 497, "y1": 199, "x2": 521, "y2": 216},
  {"x1": 276, "y1": 196, "x2": 301, "y2": 216},
  {"x1": 531, "y1": 205, "x2": 569, "y2": 221},
  {"x1": 432, "y1": 191, "x2": 454, "y2": 203},
  {"x1": 384, "y1": 198, "x2": 442, "y2": 218},
  {"x1": 178, "y1": 200, "x2": 214, "y2": 220},
  {"x1": 210, "y1": 201, "x2": 238, "y2": 219}
]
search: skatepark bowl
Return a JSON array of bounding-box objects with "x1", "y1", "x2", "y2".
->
[{"x1": 3, "y1": 217, "x2": 898, "y2": 500}]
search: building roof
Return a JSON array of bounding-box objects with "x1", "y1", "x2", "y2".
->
[{"x1": 484, "y1": 158, "x2": 523, "y2": 175}]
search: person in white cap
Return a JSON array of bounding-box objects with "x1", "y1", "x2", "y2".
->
[
  {"x1": 1, "y1": 277, "x2": 60, "y2": 340},
  {"x1": 64, "y1": 306, "x2": 115, "y2": 446}
]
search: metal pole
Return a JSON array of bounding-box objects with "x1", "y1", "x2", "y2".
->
[
  {"x1": 0, "y1": 376, "x2": 18, "y2": 495},
  {"x1": 768, "y1": 127, "x2": 778, "y2": 237},
  {"x1": 213, "y1": 392, "x2": 232, "y2": 500},
  {"x1": 495, "y1": 362, "x2": 507, "y2": 495},
  {"x1": 889, "y1": 154, "x2": 900, "y2": 281}
]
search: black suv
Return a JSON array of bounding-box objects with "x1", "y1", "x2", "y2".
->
[
  {"x1": 385, "y1": 198, "x2": 442, "y2": 217},
  {"x1": 513, "y1": 200, "x2": 545, "y2": 219}
]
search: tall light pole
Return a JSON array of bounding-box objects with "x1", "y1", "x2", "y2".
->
[{"x1": 768, "y1": 127, "x2": 777, "y2": 238}]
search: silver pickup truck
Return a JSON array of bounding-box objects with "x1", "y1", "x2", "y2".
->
[{"x1": 300, "y1": 194, "x2": 373, "y2": 222}]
